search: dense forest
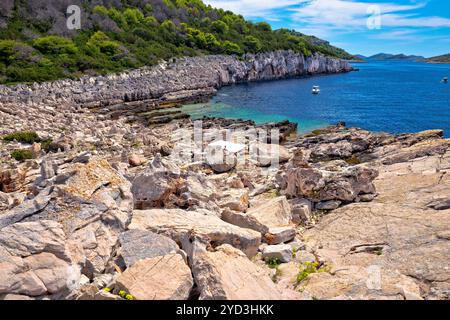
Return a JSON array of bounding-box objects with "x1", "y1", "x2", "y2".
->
[{"x1": 0, "y1": 0, "x2": 354, "y2": 84}]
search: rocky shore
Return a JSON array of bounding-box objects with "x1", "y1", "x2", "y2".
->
[
  {"x1": 0, "y1": 50, "x2": 351, "y2": 126},
  {"x1": 1, "y1": 52, "x2": 449, "y2": 301}
]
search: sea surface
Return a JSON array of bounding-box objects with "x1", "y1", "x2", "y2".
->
[{"x1": 182, "y1": 61, "x2": 450, "y2": 137}]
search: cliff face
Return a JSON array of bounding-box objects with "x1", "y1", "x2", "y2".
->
[{"x1": 0, "y1": 51, "x2": 352, "y2": 107}]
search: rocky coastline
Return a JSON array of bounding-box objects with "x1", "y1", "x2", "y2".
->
[
  {"x1": 0, "y1": 50, "x2": 352, "y2": 125},
  {"x1": 0, "y1": 52, "x2": 449, "y2": 301}
]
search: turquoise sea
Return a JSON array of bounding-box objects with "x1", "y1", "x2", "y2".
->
[{"x1": 182, "y1": 61, "x2": 450, "y2": 137}]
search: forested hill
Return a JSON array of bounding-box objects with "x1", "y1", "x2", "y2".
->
[{"x1": 0, "y1": 0, "x2": 354, "y2": 84}]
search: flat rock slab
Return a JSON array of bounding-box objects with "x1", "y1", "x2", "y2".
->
[
  {"x1": 303, "y1": 154, "x2": 450, "y2": 300},
  {"x1": 115, "y1": 254, "x2": 193, "y2": 300},
  {"x1": 247, "y1": 196, "x2": 293, "y2": 229},
  {"x1": 119, "y1": 229, "x2": 180, "y2": 268},
  {"x1": 129, "y1": 209, "x2": 261, "y2": 257},
  {"x1": 192, "y1": 245, "x2": 288, "y2": 300}
]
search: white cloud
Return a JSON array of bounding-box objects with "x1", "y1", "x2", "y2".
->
[
  {"x1": 205, "y1": 0, "x2": 450, "y2": 31},
  {"x1": 291, "y1": 0, "x2": 450, "y2": 30},
  {"x1": 203, "y1": 0, "x2": 300, "y2": 18}
]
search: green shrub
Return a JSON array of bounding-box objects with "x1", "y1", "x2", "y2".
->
[
  {"x1": 87, "y1": 31, "x2": 121, "y2": 56},
  {"x1": 93, "y1": 5, "x2": 109, "y2": 16},
  {"x1": 222, "y1": 41, "x2": 242, "y2": 55},
  {"x1": 32, "y1": 36, "x2": 78, "y2": 55},
  {"x1": 161, "y1": 20, "x2": 176, "y2": 31},
  {"x1": 265, "y1": 257, "x2": 281, "y2": 269},
  {"x1": 118, "y1": 290, "x2": 134, "y2": 300},
  {"x1": 11, "y1": 149, "x2": 34, "y2": 162},
  {"x1": 0, "y1": 40, "x2": 18, "y2": 63},
  {"x1": 40, "y1": 139, "x2": 53, "y2": 152},
  {"x1": 296, "y1": 261, "x2": 330, "y2": 284},
  {"x1": 144, "y1": 16, "x2": 158, "y2": 27},
  {"x1": 124, "y1": 8, "x2": 144, "y2": 25},
  {"x1": 243, "y1": 36, "x2": 262, "y2": 53},
  {"x1": 3, "y1": 131, "x2": 40, "y2": 144},
  {"x1": 211, "y1": 20, "x2": 228, "y2": 34}
]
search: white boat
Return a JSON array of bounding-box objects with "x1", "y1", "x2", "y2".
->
[
  {"x1": 442, "y1": 77, "x2": 448, "y2": 83},
  {"x1": 312, "y1": 86, "x2": 320, "y2": 94}
]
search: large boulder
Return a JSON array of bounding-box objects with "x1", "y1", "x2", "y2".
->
[
  {"x1": 191, "y1": 244, "x2": 294, "y2": 300},
  {"x1": 131, "y1": 154, "x2": 181, "y2": 209},
  {"x1": 114, "y1": 254, "x2": 193, "y2": 300},
  {"x1": 251, "y1": 143, "x2": 291, "y2": 167},
  {"x1": 285, "y1": 166, "x2": 378, "y2": 203},
  {"x1": 0, "y1": 220, "x2": 80, "y2": 298},
  {"x1": 205, "y1": 146, "x2": 238, "y2": 173},
  {"x1": 247, "y1": 196, "x2": 293, "y2": 229},
  {"x1": 222, "y1": 196, "x2": 295, "y2": 244},
  {"x1": 262, "y1": 244, "x2": 293, "y2": 263},
  {"x1": 118, "y1": 230, "x2": 180, "y2": 268},
  {"x1": 129, "y1": 209, "x2": 261, "y2": 257}
]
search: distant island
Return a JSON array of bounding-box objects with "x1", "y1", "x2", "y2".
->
[
  {"x1": 355, "y1": 53, "x2": 426, "y2": 62},
  {"x1": 355, "y1": 52, "x2": 450, "y2": 64},
  {"x1": 426, "y1": 53, "x2": 450, "y2": 64}
]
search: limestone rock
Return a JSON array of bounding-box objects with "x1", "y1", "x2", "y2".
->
[
  {"x1": 0, "y1": 187, "x2": 52, "y2": 229},
  {"x1": 315, "y1": 200, "x2": 342, "y2": 211},
  {"x1": 129, "y1": 209, "x2": 261, "y2": 257},
  {"x1": 131, "y1": 155, "x2": 181, "y2": 209},
  {"x1": 0, "y1": 221, "x2": 80, "y2": 298},
  {"x1": 290, "y1": 198, "x2": 312, "y2": 224},
  {"x1": 206, "y1": 147, "x2": 237, "y2": 173},
  {"x1": 0, "y1": 220, "x2": 68, "y2": 260},
  {"x1": 246, "y1": 196, "x2": 293, "y2": 232},
  {"x1": 262, "y1": 244, "x2": 293, "y2": 263},
  {"x1": 218, "y1": 189, "x2": 249, "y2": 212},
  {"x1": 128, "y1": 154, "x2": 146, "y2": 167},
  {"x1": 302, "y1": 153, "x2": 450, "y2": 299},
  {"x1": 265, "y1": 227, "x2": 296, "y2": 245},
  {"x1": 114, "y1": 254, "x2": 193, "y2": 300},
  {"x1": 118, "y1": 229, "x2": 180, "y2": 268},
  {"x1": 191, "y1": 244, "x2": 287, "y2": 300},
  {"x1": 251, "y1": 143, "x2": 291, "y2": 167},
  {"x1": 285, "y1": 166, "x2": 378, "y2": 203}
]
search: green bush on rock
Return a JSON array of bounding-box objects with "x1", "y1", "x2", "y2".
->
[
  {"x1": 10, "y1": 149, "x2": 34, "y2": 162},
  {"x1": 3, "y1": 131, "x2": 40, "y2": 144}
]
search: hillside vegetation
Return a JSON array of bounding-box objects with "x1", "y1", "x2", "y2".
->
[{"x1": 0, "y1": 0, "x2": 353, "y2": 84}]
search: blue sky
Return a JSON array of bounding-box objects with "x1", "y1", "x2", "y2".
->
[{"x1": 204, "y1": 0, "x2": 450, "y2": 57}]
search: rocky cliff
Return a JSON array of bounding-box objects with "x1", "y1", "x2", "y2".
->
[{"x1": 0, "y1": 51, "x2": 352, "y2": 107}]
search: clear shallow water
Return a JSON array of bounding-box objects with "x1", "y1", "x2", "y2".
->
[{"x1": 183, "y1": 61, "x2": 450, "y2": 137}]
